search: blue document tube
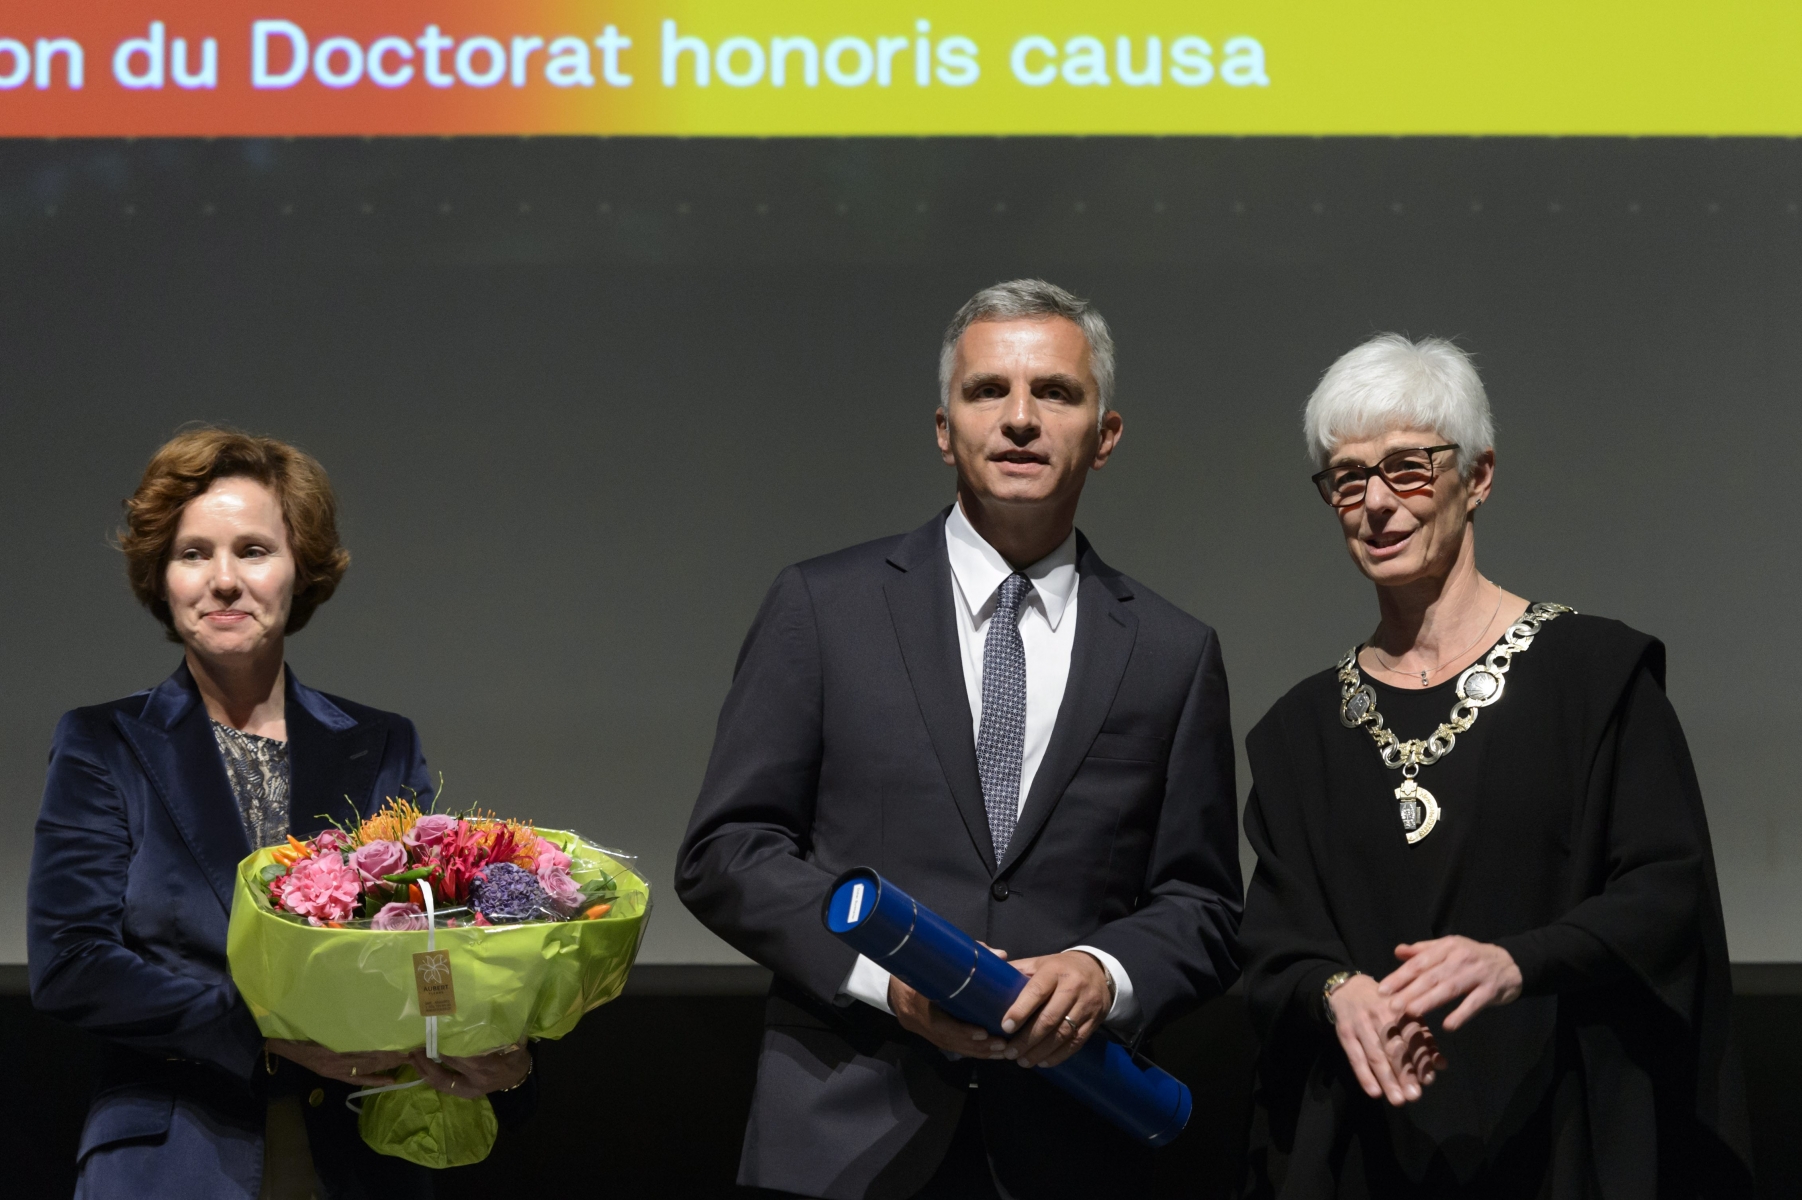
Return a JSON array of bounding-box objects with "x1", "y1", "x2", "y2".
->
[{"x1": 823, "y1": 867, "x2": 1192, "y2": 1147}]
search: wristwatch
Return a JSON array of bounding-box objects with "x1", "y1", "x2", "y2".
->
[{"x1": 1322, "y1": 970, "x2": 1364, "y2": 1025}]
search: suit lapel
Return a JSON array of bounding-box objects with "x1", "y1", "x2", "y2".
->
[
  {"x1": 1000, "y1": 543, "x2": 1138, "y2": 874},
  {"x1": 883, "y1": 513, "x2": 998, "y2": 875},
  {"x1": 113, "y1": 665, "x2": 391, "y2": 915},
  {"x1": 286, "y1": 671, "x2": 389, "y2": 834},
  {"x1": 115, "y1": 664, "x2": 252, "y2": 915}
]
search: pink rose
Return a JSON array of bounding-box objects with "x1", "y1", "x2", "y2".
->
[
  {"x1": 349, "y1": 839, "x2": 408, "y2": 886},
  {"x1": 313, "y1": 829, "x2": 352, "y2": 854},
  {"x1": 370, "y1": 902, "x2": 429, "y2": 931},
  {"x1": 538, "y1": 865, "x2": 583, "y2": 913},
  {"x1": 275, "y1": 854, "x2": 361, "y2": 924},
  {"x1": 404, "y1": 814, "x2": 459, "y2": 851},
  {"x1": 532, "y1": 838, "x2": 571, "y2": 876}
]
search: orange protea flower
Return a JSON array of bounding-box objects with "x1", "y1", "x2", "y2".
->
[{"x1": 356, "y1": 796, "x2": 426, "y2": 846}]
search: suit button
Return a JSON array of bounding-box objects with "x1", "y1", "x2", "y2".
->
[{"x1": 991, "y1": 880, "x2": 1009, "y2": 901}]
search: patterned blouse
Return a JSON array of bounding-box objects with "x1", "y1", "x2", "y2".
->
[{"x1": 211, "y1": 720, "x2": 291, "y2": 850}]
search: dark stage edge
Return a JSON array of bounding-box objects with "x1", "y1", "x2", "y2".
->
[{"x1": 4, "y1": 965, "x2": 1797, "y2": 1198}]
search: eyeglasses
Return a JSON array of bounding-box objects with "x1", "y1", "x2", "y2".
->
[{"x1": 1312, "y1": 445, "x2": 1460, "y2": 508}]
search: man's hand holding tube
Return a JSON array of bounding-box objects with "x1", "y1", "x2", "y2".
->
[
  {"x1": 889, "y1": 975, "x2": 1008, "y2": 1059},
  {"x1": 888, "y1": 947, "x2": 1112, "y2": 1069},
  {"x1": 1000, "y1": 950, "x2": 1112, "y2": 1068}
]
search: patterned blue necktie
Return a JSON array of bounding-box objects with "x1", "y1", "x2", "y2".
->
[{"x1": 978, "y1": 573, "x2": 1031, "y2": 860}]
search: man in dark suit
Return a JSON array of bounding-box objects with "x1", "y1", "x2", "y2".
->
[{"x1": 676, "y1": 279, "x2": 1241, "y2": 1199}]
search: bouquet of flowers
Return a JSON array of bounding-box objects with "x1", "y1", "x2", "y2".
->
[
  {"x1": 258, "y1": 799, "x2": 620, "y2": 930},
  {"x1": 227, "y1": 796, "x2": 650, "y2": 1168}
]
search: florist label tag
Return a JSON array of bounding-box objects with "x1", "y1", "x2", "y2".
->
[{"x1": 413, "y1": 951, "x2": 457, "y2": 1017}]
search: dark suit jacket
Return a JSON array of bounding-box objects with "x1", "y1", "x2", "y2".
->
[
  {"x1": 28, "y1": 662, "x2": 436, "y2": 1199},
  {"x1": 676, "y1": 513, "x2": 1243, "y2": 1200}
]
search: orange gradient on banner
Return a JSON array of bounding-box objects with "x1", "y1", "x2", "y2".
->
[{"x1": 0, "y1": 1, "x2": 663, "y2": 135}]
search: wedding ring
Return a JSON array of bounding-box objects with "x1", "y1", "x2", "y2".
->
[{"x1": 1062, "y1": 1016, "x2": 1079, "y2": 1036}]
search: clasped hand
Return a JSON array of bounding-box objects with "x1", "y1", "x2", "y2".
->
[
  {"x1": 1329, "y1": 936, "x2": 1522, "y2": 1108},
  {"x1": 266, "y1": 1036, "x2": 531, "y2": 1096},
  {"x1": 888, "y1": 947, "x2": 1110, "y2": 1070}
]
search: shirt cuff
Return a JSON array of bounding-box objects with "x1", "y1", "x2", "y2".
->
[
  {"x1": 1070, "y1": 945, "x2": 1140, "y2": 1033},
  {"x1": 838, "y1": 954, "x2": 894, "y2": 1015}
]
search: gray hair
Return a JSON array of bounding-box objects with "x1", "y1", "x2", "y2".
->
[
  {"x1": 938, "y1": 279, "x2": 1116, "y2": 416},
  {"x1": 1303, "y1": 333, "x2": 1494, "y2": 477}
]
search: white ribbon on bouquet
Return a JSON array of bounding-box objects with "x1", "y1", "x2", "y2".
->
[{"x1": 345, "y1": 879, "x2": 440, "y2": 1113}]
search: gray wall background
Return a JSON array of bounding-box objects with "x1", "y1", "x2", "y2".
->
[{"x1": 1, "y1": 137, "x2": 1796, "y2": 966}]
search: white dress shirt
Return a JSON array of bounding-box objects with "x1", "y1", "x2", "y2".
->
[{"x1": 838, "y1": 504, "x2": 1140, "y2": 1032}]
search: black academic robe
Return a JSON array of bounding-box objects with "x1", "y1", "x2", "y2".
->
[{"x1": 1239, "y1": 612, "x2": 1752, "y2": 1198}]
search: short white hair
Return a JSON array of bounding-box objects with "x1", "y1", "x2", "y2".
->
[
  {"x1": 939, "y1": 279, "x2": 1116, "y2": 416},
  {"x1": 1303, "y1": 334, "x2": 1494, "y2": 477}
]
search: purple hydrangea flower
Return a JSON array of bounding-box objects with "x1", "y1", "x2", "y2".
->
[{"x1": 468, "y1": 861, "x2": 551, "y2": 922}]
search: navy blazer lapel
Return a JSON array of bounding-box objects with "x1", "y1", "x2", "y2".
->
[
  {"x1": 1000, "y1": 539, "x2": 1138, "y2": 874},
  {"x1": 285, "y1": 670, "x2": 389, "y2": 834},
  {"x1": 114, "y1": 663, "x2": 251, "y2": 915},
  {"x1": 883, "y1": 512, "x2": 998, "y2": 876}
]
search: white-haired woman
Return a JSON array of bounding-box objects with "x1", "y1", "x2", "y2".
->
[{"x1": 1238, "y1": 335, "x2": 1751, "y2": 1197}]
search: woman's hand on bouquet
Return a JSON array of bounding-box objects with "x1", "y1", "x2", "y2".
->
[
  {"x1": 1378, "y1": 936, "x2": 1523, "y2": 1032},
  {"x1": 999, "y1": 950, "x2": 1111, "y2": 1069},
  {"x1": 1326, "y1": 975, "x2": 1446, "y2": 1107},
  {"x1": 265, "y1": 1038, "x2": 408, "y2": 1087},
  {"x1": 407, "y1": 1038, "x2": 532, "y2": 1097}
]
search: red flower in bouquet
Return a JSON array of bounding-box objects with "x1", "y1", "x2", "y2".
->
[
  {"x1": 427, "y1": 820, "x2": 488, "y2": 903},
  {"x1": 419, "y1": 815, "x2": 530, "y2": 903}
]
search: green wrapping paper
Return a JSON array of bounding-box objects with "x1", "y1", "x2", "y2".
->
[
  {"x1": 226, "y1": 830, "x2": 649, "y2": 1165},
  {"x1": 356, "y1": 1065, "x2": 501, "y2": 1169}
]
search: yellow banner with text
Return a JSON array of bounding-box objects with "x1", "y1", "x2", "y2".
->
[{"x1": 0, "y1": 2, "x2": 1797, "y2": 137}]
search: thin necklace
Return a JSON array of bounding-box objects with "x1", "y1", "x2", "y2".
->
[{"x1": 1369, "y1": 585, "x2": 1505, "y2": 688}]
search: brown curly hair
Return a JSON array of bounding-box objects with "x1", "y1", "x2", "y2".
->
[{"x1": 120, "y1": 428, "x2": 350, "y2": 640}]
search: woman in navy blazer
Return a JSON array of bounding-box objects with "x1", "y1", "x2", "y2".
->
[{"x1": 28, "y1": 429, "x2": 530, "y2": 1199}]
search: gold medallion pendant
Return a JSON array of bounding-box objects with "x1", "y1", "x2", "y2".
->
[{"x1": 1395, "y1": 777, "x2": 1440, "y2": 844}]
